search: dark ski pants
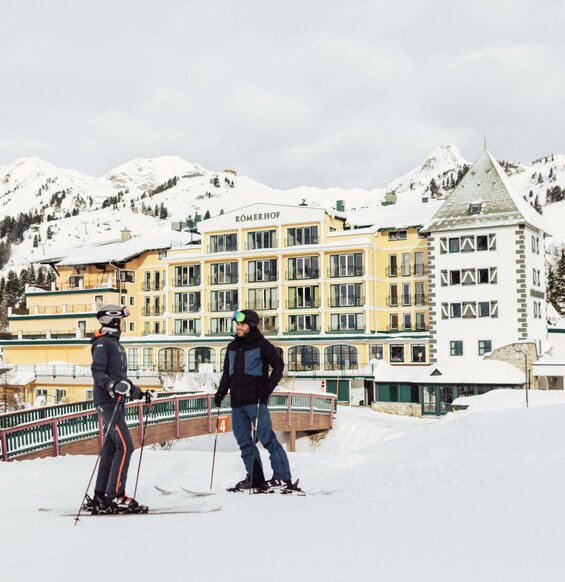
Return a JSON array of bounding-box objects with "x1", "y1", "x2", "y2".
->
[
  {"x1": 232, "y1": 403, "x2": 292, "y2": 482},
  {"x1": 95, "y1": 401, "x2": 134, "y2": 498}
]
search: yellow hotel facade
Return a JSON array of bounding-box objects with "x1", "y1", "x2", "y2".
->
[{"x1": 1, "y1": 203, "x2": 430, "y2": 404}]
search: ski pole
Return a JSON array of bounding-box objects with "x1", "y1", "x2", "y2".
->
[
  {"x1": 133, "y1": 396, "x2": 152, "y2": 499},
  {"x1": 74, "y1": 395, "x2": 122, "y2": 525},
  {"x1": 248, "y1": 399, "x2": 261, "y2": 496},
  {"x1": 209, "y1": 406, "x2": 221, "y2": 490}
]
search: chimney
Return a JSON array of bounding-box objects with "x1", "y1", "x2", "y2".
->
[
  {"x1": 121, "y1": 228, "x2": 131, "y2": 242},
  {"x1": 336, "y1": 200, "x2": 345, "y2": 212}
]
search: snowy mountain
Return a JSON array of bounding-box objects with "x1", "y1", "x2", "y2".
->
[{"x1": 1, "y1": 144, "x2": 565, "y2": 279}]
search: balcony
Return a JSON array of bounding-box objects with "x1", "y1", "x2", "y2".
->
[
  {"x1": 286, "y1": 270, "x2": 319, "y2": 281},
  {"x1": 328, "y1": 267, "x2": 364, "y2": 278},
  {"x1": 246, "y1": 273, "x2": 278, "y2": 283},
  {"x1": 245, "y1": 238, "x2": 278, "y2": 250},
  {"x1": 210, "y1": 302, "x2": 238, "y2": 313},
  {"x1": 414, "y1": 294, "x2": 427, "y2": 306},
  {"x1": 172, "y1": 304, "x2": 201, "y2": 314},
  {"x1": 25, "y1": 278, "x2": 129, "y2": 294},
  {"x1": 387, "y1": 266, "x2": 398, "y2": 277},
  {"x1": 414, "y1": 265, "x2": 426, "y2": 276},
  {"x1": 247, "y1": 300, "x2": 279, "y2": 310},
  {"x1": 1, "y1": 329, "x2": 97, "y2": 341},
  {"x1": 209, "y1": 275, "x2": 238, "y2": 285},
  {"x1": 174, "y1": 277, "x2": 201, "y2": 287},
  {"x1": 8, "y1": 304, "x2": 97, "y2": 317},
  {"x1": 286, "y1": 236, "x2": 319, "y2": 247},
  {"x1": 287, "y1": 298, "x2": 320, "y2": 309},
  {"x1": 328, "y1": 296, "x2": 364, "y2": 308},
  {"x1": 387, "y1": 296, "x2": 399, "y2": 307}
]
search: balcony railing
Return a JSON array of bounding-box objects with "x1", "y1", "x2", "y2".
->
[
  {"x1": 328, "y1": 267, "x2": 364, "y2": 278},
  {"x1": 209, "y1": 275, "x2": 239, "y2": 285},
  {"x1": 2, "y1": 329, "x2": 97, "y2": 341},
  {"x1": 387, "y1": 296, "x2": 399, "y2": 307},
  {"x1": 414, "y1": 294, "x2": 427, "y2": 306},
  {"x1": 246, "y1": 273, "x2": 278, "y2": 283},
  {"x1": 286, "y1": 236, "x2": 319, "y2": 247},
  {"x1": 174, "y1": 277, "x2": 201, "y2": 287},
  {"x1": 210, "y1": 302, "x2": 238, "y2": 312},
  {"x1": 286, "y1": 270, "x2": 320, "y2": 281},
  {"x1": 328, "y1": 296, "x2": 364, "y2": 308},
  {"x1": 172, "y1": 304, "x2": 201, "y2": 313},
  {"x1": 387, "y1": 267, "x2": 398, "y2": 277},
  {"x1": 286, "y1": 298, "x2": 321, "y2": 309},
  {"x1": 247, "y1": 300, "x2": 279, "y2": 310},
  {"x1": 9, "y1": 304, "x2": 96, "y2": 316},
  {"x1": 414, "y1": 265, "x2": 426, "y2": 276},
  {"x1": 245, "y1": 238, "x2": 278, "y2": 250}
]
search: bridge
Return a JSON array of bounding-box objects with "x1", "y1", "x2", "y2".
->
[{"x1": 0, "y1": 392, "x2": 336, "y2": 461}]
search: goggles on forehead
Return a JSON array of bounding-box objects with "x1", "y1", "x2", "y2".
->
[
  {"x1": 232, "y1": 310, "x2": 246, "y2": 323},
  {"x1": 97, "y1": 306, "x2": 130, "y2": 319}
]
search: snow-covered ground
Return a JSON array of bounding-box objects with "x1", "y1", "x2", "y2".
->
[{"x1": 1, "y1": 392, "x2": 565, "y2": 581}]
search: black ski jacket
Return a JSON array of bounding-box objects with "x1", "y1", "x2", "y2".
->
[
  {"x1": 90, "y1": 329, "x2": 142, "y2": 406},
  {"x1": 216, "y1": 327, "x2": 284, "y2": 408}
]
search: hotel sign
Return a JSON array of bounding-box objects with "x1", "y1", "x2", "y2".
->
[{"x1": 235, "y1": 211, "x2": 281, "y2": 223}]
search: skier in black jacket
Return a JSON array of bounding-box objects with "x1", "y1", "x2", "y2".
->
[
  {"x1": 86, "y1": 304, "x2": 151, "y2": 513},
  {"x1": 214, "y1": 309, "x2": 296, "y2": 492}
]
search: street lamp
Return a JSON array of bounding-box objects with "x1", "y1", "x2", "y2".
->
[{"x1": 515, "y1": 350, "x2": 529, "y2": 408}]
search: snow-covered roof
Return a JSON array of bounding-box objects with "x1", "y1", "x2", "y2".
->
[
  {"x1": 373, "y1": 358, "x2": 523, "y2": 385},
  {"x1": 422, "y1": 149, "x2": 548, "y2": 234},
  {"x1": 37, "y1": 231, "x2": 199, "y2": 267},
  {"x1": 0, "y1": 368, "x2": 35, "y2": 386}
]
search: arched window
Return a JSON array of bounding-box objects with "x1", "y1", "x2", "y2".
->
[
  {"x1": 188, "y1": 347, "x2": 216, "y2": 372},
  {"x1": 157, "y1": 347, "x2": 185, "y2": 372},
  {"x1": 324, "y1": 345, "x2": 358, "y2": 370},
  {"x1": 288, "y1": 345, "x2": 320, "y2": 371}
]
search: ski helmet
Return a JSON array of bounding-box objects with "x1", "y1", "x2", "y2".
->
[{"x1": 96, "y1": 304, "x2": 130, "y2": 330}]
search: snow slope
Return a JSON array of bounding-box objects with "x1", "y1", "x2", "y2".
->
[{"x1": 1, "y1": 393, "x2": 565, "y2": 581}]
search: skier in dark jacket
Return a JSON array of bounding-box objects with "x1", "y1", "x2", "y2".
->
[
  {"x1": 214, "y1": 309, "x2": 296, "y2": 492},
  {"x1": 86, "y1": 304, "x2": 151, "y2": 513}
]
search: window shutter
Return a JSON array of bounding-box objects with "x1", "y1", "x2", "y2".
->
[
  {"x1": 488, "y1": 233, "x2": 497, "y2": 251},
  {"x1": 441, "y1": 270, "x2": 448, "y2": 286},
  {"x1": 461, "y1": 236, "x2": 475, "y2": 252},
  {"x1": 490, "y1": 301, "x2": 498, "y2": 318},
  {"x1": 440, "y1": 238, "x2": 448, "y2": 254},
  {"x1": 462, "y1": 269, "x2": 476, "y2": 286},
  {"x1": 462, "y1": 302, "x2": 476, "y2": 319},
  {"x1": 489, "y1": 267, "x2": 497, "y2": 284},
  {"x1": 441, "y1": 303, "x2": 449, "y2": 319}
]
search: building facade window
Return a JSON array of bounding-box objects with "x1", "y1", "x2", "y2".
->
[
  {"x1": 388, "y1": 254, "x2": 398, "y2": 277},
  {"x1": 389, "y1": 284, "x2": 398, "y2": 307},
  {"x1": 329, "y1": 283, "x2": 363, "y2": 307},
  {"x1": 174, "y1": 292, "x2": 201, "y2": 313},
  {"x1": 247, "y1": 259, "x2": 277, "y2": 282},
  {"x1": 287, "y1": 225, "x2": 318, "y2": 246},
  {"x1": 330, "y1": 313, "x2": 363, "y2": 331},
  {"x1": 389, "y1": 313, "x2": 399, "y2": 331},
  {"x1": 415, "y1": 282, "x2": 425, "y2": 305},
  {"x1": 188, "y1": 347, "x2": 214, "y2": 372},
  {"x1": 401, "y1": 253, "x2": 411, "y2": 276},
  {"x1": 174, "y1": 265, "x2": 201, "y2": 286},
  {"x1": 403, "y1": 313, "x2": 412, "y2": 330},
  {"x1": 127, "y1": 348, "x2": 139, "y2": 370},
  {"x1": 329, "y1": 253, "x2": 363, "y2": 277},
  {"x1": 478, "y1": 340, "x2": 492, "y2": 356},
  {"x1": 325, "y1": 345, "x2": 358, "y2": 370},
  {"x1": 142, "y1": 348, "x2": 153, "y2": 368},
  {"x1": 210, "y1": 233, "x2": 237, "y2": 253},
  {"x1": 288, "y1": 345, "x2": 320, "y2": 371},
  {"x1": 450, "y1": 303, "x2": 462, "y2": 318},
  {"x1": 210, "y1": 317, "x2": 233, "y2": 334},
  {"x1": 288, "y1": 286, "x2": 319, "y2": 309},
  {"x1": 248, "y1": 287, "x2": 278, "y2": 310},
  {"x1": 259, "y1": 316, "x2": 278, "y2": 334},
  {"x1": 288, "y1": 314, "x2": 319, "y2": 332},
  {"x1": 210, "y1": 262, "x2": 238, "y2": 284},
  {"x1": 415, "y1": 312, "x2": 426, "y2": 331},
  {"x1": 411, "y1": 345, "x2": 426, "y2": 363},
  {"x1": 371, "y1": 344, "x2": 384, "y2": 360},
  {"x1": 210, "y1": 290, "x2": 238, "y2": 312},
  {"x1": 174, "y1": 318, "x2": 201, "y2": 335},
  {"x1": 247, "y1": 230, "x2": 276, "y2": 250},
  {"x1": 414, "y1": 252, "x2": 425, "y2": 276},
  {"x1": 388, "y1": 230, "x2": 407, "y2": 241},
  {"x1": 158, "y1": 347, "x2": 184, "y2": 372},
  {"x1": 390, "y1": 345, "x2": 405, "y2": 363},
  {"x1": 448, "y1": 238, "x2": 460, "y2": 253},
  {"x1": 450, "y1": 341, "x2": 464, "y2": 356},
  {"x1": 287, "y1": 256, "x2": 319, "y2": 280}
]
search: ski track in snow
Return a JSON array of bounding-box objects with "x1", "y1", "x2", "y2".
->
[{"x1": 1, "y1": 394, "x2": 565, "y2": 581}]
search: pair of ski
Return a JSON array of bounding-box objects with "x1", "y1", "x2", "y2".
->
[{"x1": 155, "y1": 480, "x2": 306, "y2": 497}]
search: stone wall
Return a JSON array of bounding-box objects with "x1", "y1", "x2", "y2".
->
[
  {"x1": 484, "y1": 341, "x2": 539, "y2": 389},
  {"x1": 371, "y1": 402, "x2": 422, "y2": 417}
]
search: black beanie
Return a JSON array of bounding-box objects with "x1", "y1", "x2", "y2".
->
[{"x1": 237, "y1": 309, "x2": 260, "y2": 327}]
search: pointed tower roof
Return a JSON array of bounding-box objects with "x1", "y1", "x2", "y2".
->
[{"x1": 422, "y1": 149, "x2": 548, "y2": 233}]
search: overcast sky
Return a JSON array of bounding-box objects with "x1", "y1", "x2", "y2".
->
[{"x1": 1, "y1": 0, "x2": 564, "y2": 188}]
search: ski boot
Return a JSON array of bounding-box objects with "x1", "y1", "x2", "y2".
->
[
  {"x1": 111, "y1": 495, "x2": 148, "y2": 514},
  {"x1": 266, "y1": 478, "x2": 292, "y2": 492},
  {"x1": 227, "y1": 477, "x2": 252, "y2": 492},
  {"x1": 280, "y1": 479, "x2": 304, "y2": 495},
  {"x1": 82, "y1": 492, "x2": 109, "y2": 514}
]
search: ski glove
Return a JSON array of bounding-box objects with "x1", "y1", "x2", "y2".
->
[
  {"x1": 114, "y1": 380, "x2": 132, "y2": 396},
  {"x1": 213, "y1": 393, "x2": 223, "y2": 408},
  {"x1": 142, "y1": 390, "x2": 154, "y2": 405}
]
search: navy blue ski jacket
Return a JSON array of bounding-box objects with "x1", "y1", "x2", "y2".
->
[
  {"x1": 216, "y1": 327, "x2": 284, "y2": 408},
  {"x1": 90, "y1": 329, "x2": 142, "y2": 406}
]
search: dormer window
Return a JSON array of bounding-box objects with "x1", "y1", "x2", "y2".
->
[{"x1": 469, "y1": 202, "x2": 482, "y2": 215}]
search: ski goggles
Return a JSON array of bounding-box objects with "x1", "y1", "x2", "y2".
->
[
  {"x1": 97, "y1": 306, "x2": 131, "y2": 319},
  {"x1": 232, "y1": 310, "x2": 246, "y2": 323}
]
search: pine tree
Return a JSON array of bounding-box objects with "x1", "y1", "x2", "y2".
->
[
  {"x1": 46, "y1": 226, "x2": 54, "y2": 239},
  {"x1": 33, "y1": 234, "x2": 39, "y2": 247},
  {"x1": 203, "y1": 210, "x2": 211, "y2": 220},
  {"x1": 554, "y1": 249, "x2": 565, "y2": 313},
  {"x1": 533, "y1": 195, "x2": 542, "y2": 214}
]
